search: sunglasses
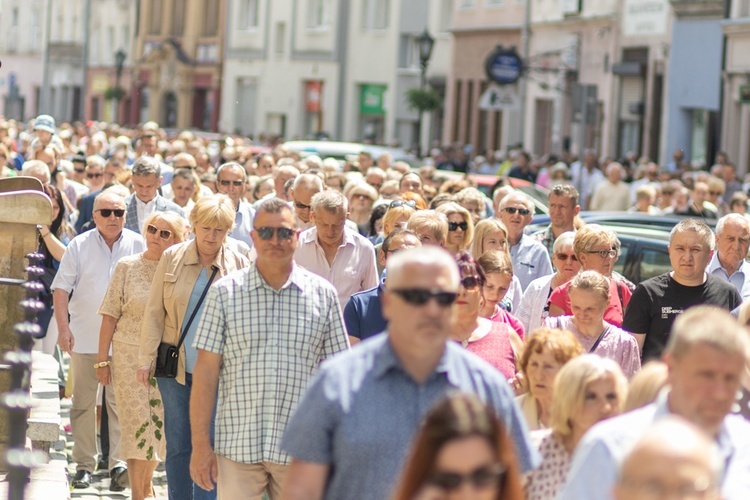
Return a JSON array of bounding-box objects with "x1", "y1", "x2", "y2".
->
[
  {"x1": 390, "y1": 288, "x2": 457, "y2": 307},
  {"x1": 555, "y1": 253, "x2": 578, "y2": 262},
  {"x1": 587, "y1": 249, "x2": 618, "y2": 258},
  {"x1": 460, "y1": 275, "x2": 481, "y2": 289},
  {"x1": 448, "y1": 221, "x2": 468, "y2": 232},
  {"x1": 219, "y1": 179, "x2": 244, "y2": 187},
  {"x1": 174, "y1": 164, "x2": 196, "y2": 170},
  {"x1": 254, "y1": 226, "x2": 295, "y2": 240},
  {"x1": 96, "y1": 208, "x2": 125, "y2": 218},
  {"x1": 709, "y1": 191, "x2": 723, "y2": 196},
  {"x1": 146, "y1": 224, "x2": 172, "y2": 240},
  {"x1": 294, "y1": 201, "x2": 312, "y2": 210},
  {"x1": 74, "y1": 168, "x2": 86, "y2": 174},
  {"x1": 428, "y1": 464, "x2": 506, "y2": 492},
  {"x1": 502, "y1": 207, "x2": 531, "y2": 216},
  {"x1": 352, "y1": 193, "x2": 372, "y2": 201},
  {"x1": 388, "y1": 200, "x2": 417, "y2": 209},
  {"x1": 86, "y1": 172, "x2": 103, "y2": 179}
]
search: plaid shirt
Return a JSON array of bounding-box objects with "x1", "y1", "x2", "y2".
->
[
  {"x1": 533, "y1": 225, "x2": 556, "y2": 260},
  {"x1": 193, "y1": 263, "x2": 349, "y2": 464}
]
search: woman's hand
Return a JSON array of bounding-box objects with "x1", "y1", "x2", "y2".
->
[
  {"x1": 508, "y1": 372, "x2": 527, "y2": 396},
  {"x1": 96, "y1": 365, "x2": 111, "y2": 386},
  {"x1": 136, "y1": 365, "x2": 153, "y2": 388}
]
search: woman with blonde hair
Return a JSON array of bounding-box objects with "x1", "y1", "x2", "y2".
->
[
  {"x1": 470, "y1": 218, "x2": 508, "y2": 261},
  {"x1": 525, "y1": 355, "x2": 627, "y2": 499},
  {"x1": 477, "y1": 250, "x2": 525, "y2": 338},
  {"x1": 406, "y1": 210, "x2": 448, "y2": 247},
  {"x1": 139, "y1": 195, "x2": 248, "y2": 500},
  {"x1": 435, "y1": 201, "x2": 474, "y2": 254},
  {"x1": 623, "y1": 360, "x2": 668, "y2": 412}
]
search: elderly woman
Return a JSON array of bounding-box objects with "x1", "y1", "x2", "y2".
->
[
  {"x1": 406, "y1": 209, "x2": 448, "y2": 247},
  {"x1": 525, "y1": 355, "x2": 628, "y2": 500},
  {"x1": 451, "y1": 252, "x2": 523, "y2": 380},
  {"x1": 138, "y1": 195, "x2": 248, "y2": 500},
  {"x1": 394, "y1": 393, "x2": 524, "y2": 500},
  {"x1": 518, "y1": 232, "x2": 580, "y2": 332},
  {"x1": 96, "y1": 212, "x2": 187, "y2": 500},
  {"x1": 515, "y1": 328, "x2": 583, "y2": 430},
  {"x1": 347, "y1": 182, "x2": 379, "y2": 235},
  {"x1": 548, "y1": 224, "x2": 632, "y2": 327},
  {"x1": 477, "y1": 250, "x2": 525, "y2": 340},
  {"x1": 435, "y1": 201, "x2": 474, "y2": 255},
  {"x1": 455, "y1": 186, "x2": 488, "y2": 224},
  {"x1": 545, "y1": 271, "x2": 641, "y2": 378}
]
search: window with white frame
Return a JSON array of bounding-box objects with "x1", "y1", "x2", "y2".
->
[
  {"x1": 362, "y1": 0, "x2": 389, "y2": 30},
  {"x1": 239, "y1": 0, "x2": 259, "y2": 30},
  {"x1": 459, "y1": 0, "x2": 475, "y2": 10},
  {"x1": 308, "y1": 0, "x2": 331, "y2": 29}
]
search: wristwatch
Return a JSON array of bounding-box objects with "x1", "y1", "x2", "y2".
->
[{"x1": 93, "y1": 361, "x2": 111, "y2": 369}]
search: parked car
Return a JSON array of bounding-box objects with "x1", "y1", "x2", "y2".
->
[
  {"x1": 608, "y1": 225, "x2": 672, "y2": 285},
  {"x1": 436, "y1": 171, "x2": 550, "y2": 215},
  {"x1": 281, "y1": 140, "x2": 419, "y2": 167},
  {"x1": 528, "y1": 211, "x2": 716, "y2": 233}
]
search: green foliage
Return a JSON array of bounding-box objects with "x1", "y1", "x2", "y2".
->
[
  {"x1": 405, "y1": 87, "x2": 442, "y2": 113},
  {"x1": 104, "y1": 86, "x2": 126, "y2": 101}
]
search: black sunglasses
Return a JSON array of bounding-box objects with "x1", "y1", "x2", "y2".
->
[
  {"x1": 390, "y1": 288, "x2": 457, "y2": 307},
  {"x1": 428, "y1": 464, "x2": 506, "y2": 492},
  {"x1": 448, "y1": 221, "x2": 468, "y2": 232},
  {"x1": 294, "y1": 201, "x2": 312, "y2": 210},
  {"x1": 86, "y1": 172, "x2": 103, "y2": 179},
  {"x1": 460, "y1": 275, "x2": 481, "y2": 289},
  {"x1": 388, "y1": 200, "x2": 417, "y2": 209},
  {"x1": 502, "y1": 207, "x2": 531, "y2": 216},
  {"x1": 146, "y1": 224, "x2": 172, "y2": 240},
  {"x1": 74, "y1": 168, "x2": 86, "y2": 174},
  {"x1": 219, "y1": 179, "x2": 244, "y2": 187},
  {"x1": 254, "y1": 226, "x2": 295, "y2": 240},
  {"x1": 96, "y1": 209, "x2": 125, "y2": 218}
]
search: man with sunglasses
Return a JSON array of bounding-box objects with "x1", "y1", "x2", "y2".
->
[
  {"x1": 216, "y1": 162, "x2": 255, "y2": 247},
  {"x1": 498, "y1": 192, "x2": 553, "y2": 291},
  {"x1": 75, "y1": 155, "x2": 108, "y2": 233},
  {"x1": 124, "y1": 156, "x2": 184, "y2": 234},
  {"x1": 189, "y1": 198, "x2": 348, "y2": 498},
  {"x1": 289, "y1": 173, "x2": 325, "y2": 231},
  {"x1": 281, "y1": 246, "x2": 538, "y2": 500},
  {"x1": 52, "y1": 191, "x2": 145, "y2": 490}
]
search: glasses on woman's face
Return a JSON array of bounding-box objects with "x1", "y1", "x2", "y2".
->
[
  {"x1": 460, "y1": 275, "x2": 481, "y2": 290},
  {"x1": 448, "y1": 221, "x2": 468, "y2": 232},
  {"x1": 555, "y1": 252, "x2": 578, "y2": 262},
  {"x1": 388, "y1": 199, "x2": 416, "y2": 209},
  {"x1": 587, "y1": 248, "x2": 618, "y2": 259},
  {"x1": 146, "y1": 224, "x2": 172, "y2": 240},
  {"x1": 428, "y1": 463, "x2": 506, "y2": 492}
]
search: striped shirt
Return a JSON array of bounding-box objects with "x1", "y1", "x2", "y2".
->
[{"x1": 193, "y1": 262, "x2": 349, "y2": 464}]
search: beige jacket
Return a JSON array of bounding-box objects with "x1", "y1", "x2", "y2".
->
[{"x1": 139, "y1": 239, "x2": 249, "y2": 384}]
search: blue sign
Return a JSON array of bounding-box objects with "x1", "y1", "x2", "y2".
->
[
  {"x1": 8, "y1": 72, "x2": 16, "y2": 88},
  {"x1": 485, "y1": 46, "x2": 523, "y2": 85}
]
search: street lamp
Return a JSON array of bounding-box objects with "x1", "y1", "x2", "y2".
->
[
  {"x1": 415, "y1": 28, "x2": 434, "y2": 159},
  {"x1": 114, "y1": 49, "x2": 126, "y2": 90}
]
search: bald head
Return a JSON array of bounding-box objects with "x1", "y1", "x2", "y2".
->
[
  {"x1": 93, "y1": 191, "x2": 126, "y2": 211},
  {"x1": 386, "y1": 246, "x2": 459, "y2": 291},
  {"x1": 614, "y1": 417, "x2": 721, "y2": 500}
]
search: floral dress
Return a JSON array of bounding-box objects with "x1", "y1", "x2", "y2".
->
[{"x1": 525, "y1": 429, "x2": 571, "y2": 500}]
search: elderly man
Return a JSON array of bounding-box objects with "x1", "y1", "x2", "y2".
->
[
  {"x1": 498, "y1": 192, "x2": 553, "y2": 290},
  {"x1": 590, "y1": 162, "x2": 630, "y2": 211},
  {"x1": 343, "y1": 229, "x2": 421, "y2": 342},
  {"x1": 216, "y1": 162, "x2": 255, "y2": 247},
  {"x1": 613, "y1": 417, "x2": 722, "y2": 500},
  {"x1": 294, "y1": 190, "x2": 378, "y2": 309},
  {"x1": 52, "y1": 191, "x2": 145, "y2": 490},
  {"x1": 532, "y1": 184, "x2": 579, "y2": 258},
  {"x1": 289, "y1": 173, "x2": 325, "y2": 231},
  {"x1": 188, "y1": 198, "x2": 349, "y2": 498},
  {"x1": 75, "y1": 155, "x2": 108, "y2": 233},
  {"x1": 708, "y1": 214, "x2": 750, "y2": 300},
  {"x1": 623, "y1": 219, "x2": 741, "y2": 360},
  {"x1": 280, "y1": 246, "x2": 538, "y2": 500},
  {"x1": 124, "y1": 156, "x2": 184, "y2": 233},
  {"x1": 561, "y1": 307, "x2": 750, "y2": 499}
]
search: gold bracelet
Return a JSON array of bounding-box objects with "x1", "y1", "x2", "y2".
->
[{"x1": 93, "y1": 361, "x2": 110, "y2": 369}]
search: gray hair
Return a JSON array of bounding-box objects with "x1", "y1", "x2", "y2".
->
[
  {"x1": 311, "y1": 189, "x2": 348, "y2": 215},
  {"x1": 499, "y1": 192, "x2": 535, "y2": 212},
  {"x1": 132, "y1": 156, "x2": 161, "y2": 178},
  {"x1": 666, "y1": 306, "x2": 750, "y2": 361},
  {"x1": 669, "y1": 218, "x2": 715, "y2": 251},
  {"x1": 292, "y1": 173, "x2": 324, "y2": 192},
  {"x1": 216, "y1": 161, "x2": 247, "y2": 181},
  {"x1": 93, "y1": 191, "x2": 126, "y2": 211},
  {"x1": 22, "y1": 160, "x2": 51, "y2": 183},
  {"x1": 552, "y1": 231, "x2": 576, "y2": 253},
  {"x1": 86, "y1": 155, "x2": 106, "y2": 169},
  {"x1": 715, "y1": 213, "x2": 750, "y2": 237}
]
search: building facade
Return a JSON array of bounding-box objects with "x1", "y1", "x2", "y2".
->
[{"x1": 721, "y1": 0, "x2": 750, "y2": 175}]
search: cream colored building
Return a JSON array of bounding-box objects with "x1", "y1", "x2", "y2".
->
[{"x1": 721, "y1": 1, "x2": 750, "y2": 174}]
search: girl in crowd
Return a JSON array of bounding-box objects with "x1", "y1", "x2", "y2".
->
[{"x1": 477, "y1": 250, "x2": 525, "y2": 340}]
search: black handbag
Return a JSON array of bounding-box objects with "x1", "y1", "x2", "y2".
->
[{"x1": 154, "y1": 267, "x2": 219, "y2": 378}]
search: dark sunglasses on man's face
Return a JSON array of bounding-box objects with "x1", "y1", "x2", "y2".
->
[
  {"x1": 86, "y1": 172, "x2": 103, "y2": 179},
  {"x1": 294, "y1": 201, "x2": 312, "y2": 210},
  {"x1": 502, "y1": 207, "x2": 531, "y2": 216},
  {"x1": 74, "y1": 168, "x2": 86, "y2": 174},
  {"x1": 254, "y1": 226, "x2": 295, "y2": 241},
  {"x1": 390, "y1": 288, "x2": 457, "y2": 307},
  {"x1": 96, "y1": 209, "x2": 125, "y2": 218},
  {"x1": 219, "y1": 179, "x2": 244, "y2": 187},
  {"x1": 146, "y1": 224, "x2": 172, "y2": 240},
  {"x1": 448, "y1": 221, "x2": 468, "y2": 232}
]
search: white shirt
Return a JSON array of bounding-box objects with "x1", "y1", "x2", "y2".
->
[
  {"x1": 135, "y1": 196, "x2": 156, "y2": 233},
  {"x1": 707, "y1": 253, "x2": 750, "y2": 301},
  {"x1": 51, "y1": 228, "x2": 145, "y2": 354}
]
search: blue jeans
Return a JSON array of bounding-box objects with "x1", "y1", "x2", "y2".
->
[{"x1": 157, "y1": 373, "x2": 216, "y2": 500}]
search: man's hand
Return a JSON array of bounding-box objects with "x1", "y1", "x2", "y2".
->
[
  {"x1": 190, "y1": 443, "x2": 218, "y2": 491},
  {"x1": 136, "y1": 365, "x2": 152, "y2": 388},
  {"x1": 58, "y1": 327, "x2": 74, "y2": 355},
  {"x1": 96, "y1": 365, "x2": 111, "y2": 386}
]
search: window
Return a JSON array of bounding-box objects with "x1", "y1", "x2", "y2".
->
[
  {"x1": 439, "y1": 0, "x2": 451, "y2": 32},
  {"x1": 11, "y1": 7, "x2": 18, "y2": 26},
  {"x1": 239, "y1": 0, "x2": 259, "y2": 30},
  {"x1": 203, "y1": 0, "x2": 219, "y2": 36},
  {"x1": 362, "y1": 0, "x2": 389, "y2": 30},
  {"x1": 108, "y1": 27, "x2": 115, "y2": 52},
  {"x1": 398, "y1": 35, "x2": 419, "y2": 68},
  {"x1": 486, "y1": 0, "x2": 503, "y2": 5},
  {"x1": 275, "y1": 22, "x2": 286, "y2": 55},
  {"x1": 458, "y1": 0, "x2": 475, "y2": 10},
  {"x1": 308, "y1": 0, "x2": 331, "y2": 29},
  {"x1": 31, "y1": 11, "x2": 41, "y2": 51},
  {"x1": 122, "y1": 25, "x2": 130, "y2": 49},
  {"x1": 172, "y1": 0, "x2": 186, "y2": 35},
  {"x1": 149, "y1": 0, "x2": 162, "y2": 35}
]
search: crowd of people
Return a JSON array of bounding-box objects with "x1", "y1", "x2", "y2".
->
[{"x1": 3, "y1": 113, "x2": 750, "y2": 499}]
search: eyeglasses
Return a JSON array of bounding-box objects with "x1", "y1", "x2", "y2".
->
[
  {"x1": 428, "y1": 464, "x2": 506, "y2": 492},
  {"x1": 146, "y1": 224, "x2": 172, "y2": 240},
  {"x1": 502, "y1": 207, "x2": 531, "y2": 216},
  {"x1": 555, "y1": 253, "x2": 578, "y2": 262},
  {"x1": 174, "y1": 164, "x2": 195, "y2": 170},
  {"x1": 218, "y1": 179, "x2": 244, "y2": 187},
  {"x1": 388, "y1": 200, "x2": 417, "y2": 209},
  {"x1": 74, "y1": 168, "x2": 86, "y2": 174},
  {"x1": 460, "y1": 275, "x2": 481, "y2": 289},
  {"x1": 448, "y1": 221, "x2": 468, "y2": 232},
  {"x1": 352, "y1": 193, "x2": 372, "y2": 201},
  {"x1": 86, "y1": 172, "x2": 103, "y2": 179},
  {"x1": 390, "y1": 288, "x2": 458, "y2": 307},
  {"x1": 254, "y1": 226, "x2": 295, "y2": 240},
  {"x1": 587, "y1": 249, "x2": 618, "y2": 258},
  {"x1": 95, "y1": 208, "x2": 125, "y2": 218},
  {"x1": 294, "y1": 201, "x2": 312, "y2": 210},
  {"x1": 709, "y1": 191, "x2": 723, "y2": 196}
]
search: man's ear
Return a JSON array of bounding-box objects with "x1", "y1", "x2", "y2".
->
[{"x1": 378, "y1": 249, "x2": 387, "y2": 268}]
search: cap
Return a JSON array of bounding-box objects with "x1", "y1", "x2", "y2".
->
[
  {"x1": 71, "y1": 151, "x2": 87, "y2": 164},
  {"x1": 33, "y1": 114, "x2": 56, "y2": 134}
]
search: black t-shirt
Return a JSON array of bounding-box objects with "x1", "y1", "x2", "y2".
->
[{"x1": 622, "y1": 273, "x2": 741, "y2": 361}]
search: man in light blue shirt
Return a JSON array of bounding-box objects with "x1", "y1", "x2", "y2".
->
[
  {"x1": 707, "y1": 213, "x2": 750, "y2": 300},
  {"x1": 560, "y1": 306, "x2": 750, "y2": 500},
  {"x1": 280, "y1": 246, "x2": 538, "y2": 500},
  {"x1": 216, "y1": 162, "x2": 254, "y2": 248}
]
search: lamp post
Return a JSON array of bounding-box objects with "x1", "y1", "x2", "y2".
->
[
  {"x1": 114, "y1": 49, "x2": 126, "y2": 122},
  {"x1": 415, "y1": 28, "x2": 435, "y2": 159}
]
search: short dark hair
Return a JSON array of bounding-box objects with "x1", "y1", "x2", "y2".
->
[
  {"x1": 549, "y1": 184, "x2": 579, "y2": 206},
  {"x1": 382, "y1": 228, "x2": 419, "y2": 254},
  {"x1": 257, "y1": 196, "x2": 292, "y2": 217}
]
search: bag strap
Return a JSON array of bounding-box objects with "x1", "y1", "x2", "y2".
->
[
  {"x1": 176, "y1": 266, "x2": 219, "y2": 350},
  {"x1": 589, "y1": 325, "x2": 608, "y2": 354},
  {"x1": 616, "y1": 279, "x2": 625, "y2": 310}
]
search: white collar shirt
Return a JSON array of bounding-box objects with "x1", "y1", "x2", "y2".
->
[{"x1": 135, "y1": 195, "x2": 156, "y2": 233}]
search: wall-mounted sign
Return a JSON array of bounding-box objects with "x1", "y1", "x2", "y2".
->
[
  {"x1": 623, "y1": 0, "x2": 668, "y2": 37},
  {"x1": 479, "y1": 85, "x2": 519, "y2": 111},
  {"x1": 305, "y1": 81, "x2": 323, "y2": 112},
  {"x1": 485, "y1": 46, "x2": 523, "y2": 86},
  {"x1": 360, "y1": 84, "x2": 387, "y2": 116}
]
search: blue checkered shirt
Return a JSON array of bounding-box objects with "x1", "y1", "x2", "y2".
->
[{"x1": 193, "y1": 262, "x2": 349, "y2": 464}]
